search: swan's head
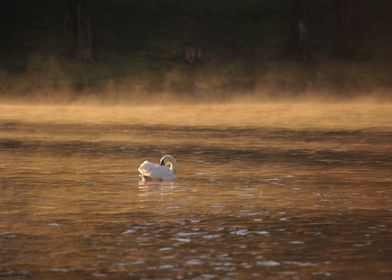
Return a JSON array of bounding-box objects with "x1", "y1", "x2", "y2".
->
[{"x1": 160, "y1": 155, "x2": 177, "y2": 173}]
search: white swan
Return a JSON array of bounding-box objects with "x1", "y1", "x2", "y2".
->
[{"x1": 138, "y1": 155, "x2": 177, "y2": 181}]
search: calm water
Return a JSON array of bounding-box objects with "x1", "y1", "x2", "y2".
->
[{"x1": 0, "y1": 104, "x2": 391, "y2": 279}]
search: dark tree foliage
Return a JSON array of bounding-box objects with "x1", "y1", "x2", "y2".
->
[
  {"x1": 65, "y1": 0, "x2": 94, "y2": 62},
  {"x1": 285, "y1": 0, "x2": 313, "y2": 63},
  {"x1": 333, "y1": 0, "x2": 370, "y2": 59}
]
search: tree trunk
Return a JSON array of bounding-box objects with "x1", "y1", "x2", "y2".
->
[
  {"x1": 65, "y1": 0, "x2": 94, "y2": 62},
  {"x1": 333, "y1": 0, "x2": 369, "y2": 59},
  {"x1": 285, "y1": 0, "x2": 312, "y2": 62}
]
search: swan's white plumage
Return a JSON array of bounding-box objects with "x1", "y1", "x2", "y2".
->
[{"x1": 138, "y1": 156, "x2": 176, "y2": 181}]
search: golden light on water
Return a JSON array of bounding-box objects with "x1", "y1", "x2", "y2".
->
[{"x1": 1, "y1": 100, "x2": 391, "y2": 278}]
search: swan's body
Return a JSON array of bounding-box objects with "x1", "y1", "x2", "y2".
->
[{"x1": 138, "y1": 155, "x2": 177, "y2": 181}]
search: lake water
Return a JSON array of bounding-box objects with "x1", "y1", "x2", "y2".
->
[{"x1": 0, "y1": 103, "x2": 391, "y2": 279}]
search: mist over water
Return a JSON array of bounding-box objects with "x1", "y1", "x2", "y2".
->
[
  {"x1": 1, "y1": 101, "x2": 391, "y2": 279},
  {"x1": 1, "y1": 101, "x2": 392, "y2": 128}
]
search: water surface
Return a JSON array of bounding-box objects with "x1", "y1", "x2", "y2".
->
[{"x1": 0, "y1": 103, "x2": 391, "y2": 279}]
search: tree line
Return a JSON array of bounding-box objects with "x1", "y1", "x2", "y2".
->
[{"x1": 66, "y1": 0, "x2": 370, "y2": 63}]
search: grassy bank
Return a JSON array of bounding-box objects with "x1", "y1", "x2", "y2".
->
[{"x1": 0, "y1": 0, "x2": 391, "y2": 101}]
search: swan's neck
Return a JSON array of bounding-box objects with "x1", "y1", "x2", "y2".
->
[{"x1": 167, "y1": 162, "x2": 176, "y2": 173}]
